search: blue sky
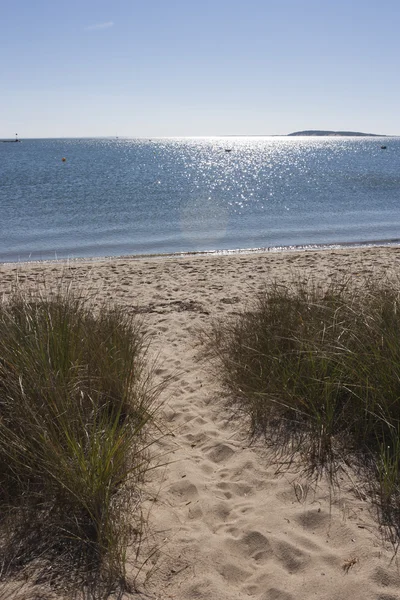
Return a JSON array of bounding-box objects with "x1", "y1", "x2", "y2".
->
[{"x1": 1, "y1": 0, "x2": 399, "y2": 137}]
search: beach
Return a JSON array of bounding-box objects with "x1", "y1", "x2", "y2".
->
[{"x1": 1, "y1": 245, "x2": 400, "y2": 599}]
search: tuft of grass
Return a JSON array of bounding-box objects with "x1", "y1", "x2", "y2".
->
[
  {"x1": 207, "y1": 276, "x2": 400, "y2": 535},
  {"x1": 0, "y1": 286, "x2": 162, "y2": 592}
]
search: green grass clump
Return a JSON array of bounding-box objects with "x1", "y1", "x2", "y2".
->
[
  {"x1": 0, "y1": 288, "x2": 160, "y2": 590},
  {"x1": 208, "y1": 277, "x2": 400, "y2": 533}
]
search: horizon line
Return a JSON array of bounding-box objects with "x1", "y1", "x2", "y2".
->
[{"x1": 1, "y1": 133, "x2": 398, "y2": 140}]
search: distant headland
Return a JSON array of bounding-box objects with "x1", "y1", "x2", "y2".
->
[{"x1": 287, "y1": 130, "x2": 385, "y2": 137}]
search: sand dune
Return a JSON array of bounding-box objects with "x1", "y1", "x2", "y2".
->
[{"x1": 1, "y1": 246, "x2": 400, "y2": 599}]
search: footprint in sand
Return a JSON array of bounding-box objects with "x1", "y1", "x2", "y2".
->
[
  {"x1": 263, "y1": 589, "x2": 295, "y2": 600},
  {"x1": 207, "y1": 443, "x2": 235, "y2": 463},
  {"x1": 168, "y1": 479, "x2": 199, "y2": 503},
  {"x1": 224, "y1": 530, "x2": 273, "y2": 563},
  {"x1": 274, "y1": 539, "x2": 311, "y2": 573}
]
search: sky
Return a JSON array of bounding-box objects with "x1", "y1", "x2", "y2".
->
[{"x1": 1, "y1": 0, "x2": 399, "y2": 138}]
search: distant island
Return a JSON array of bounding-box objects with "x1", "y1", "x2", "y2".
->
[{"x1": 287, "y1": 130, "x2": 385, "y2": 137}]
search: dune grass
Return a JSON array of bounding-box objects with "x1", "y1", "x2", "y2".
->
[
  {"x1": 207, "y1": 276, "x2": 400, "y2": 536},
  {"x1": 0, "y1": 286, "x2": 161, "y2": 593}
]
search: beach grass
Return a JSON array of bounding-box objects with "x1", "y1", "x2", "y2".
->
[
  {"x1": 207, "y1": 276, "x2": 400, "y2": 536},
  {"x1": 0, "y1": 286, "x2": 161, "y2": 593}
]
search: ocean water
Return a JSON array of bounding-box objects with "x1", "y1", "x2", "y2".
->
[{"x1": 1, "y1": 136, "x2": 400, "y2": 263}]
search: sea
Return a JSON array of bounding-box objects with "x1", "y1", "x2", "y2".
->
[{"x1": 1, "y1": 136, "x2": 400, "y2": 263}]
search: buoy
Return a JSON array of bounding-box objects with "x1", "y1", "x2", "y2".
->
[{"x1": 62, "y1": 157, "x2": 66, "y2": 162}]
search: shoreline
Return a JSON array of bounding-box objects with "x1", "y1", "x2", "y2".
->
[{"x1": 2, "y1": 238, "x2": 400, "y2": 268}]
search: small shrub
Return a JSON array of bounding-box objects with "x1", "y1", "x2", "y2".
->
[
  {"x1": 0, "y1": 287, "x2": 161, "y2": 590},
  {"x1": 207, "y1": 276, "x2": 400, "y2": 534}
]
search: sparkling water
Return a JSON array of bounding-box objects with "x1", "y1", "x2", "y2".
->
[{"x1": 1, "y1": 136, "x2": 399, "y2": 262}]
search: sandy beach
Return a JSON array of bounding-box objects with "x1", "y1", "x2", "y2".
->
[{"x1": 1, "y1": 245, "x2": 400, "y2": 599}]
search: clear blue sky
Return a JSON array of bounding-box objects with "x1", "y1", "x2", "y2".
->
[{"x1": 1, "y1": 0, "x2": 399, "y2": 137}]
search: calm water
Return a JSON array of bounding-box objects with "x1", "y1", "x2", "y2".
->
[{"x1": 1, "y1": 136, "x2": 400, "y2": 262}]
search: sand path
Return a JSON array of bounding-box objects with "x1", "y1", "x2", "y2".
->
[{"x1": 1, "y1": 247, "x2": 400, "y2": 599}]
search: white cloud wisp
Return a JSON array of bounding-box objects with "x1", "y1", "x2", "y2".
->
[{"x1": 85, "y1": 21, "x2": 114, "y2": 31}]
